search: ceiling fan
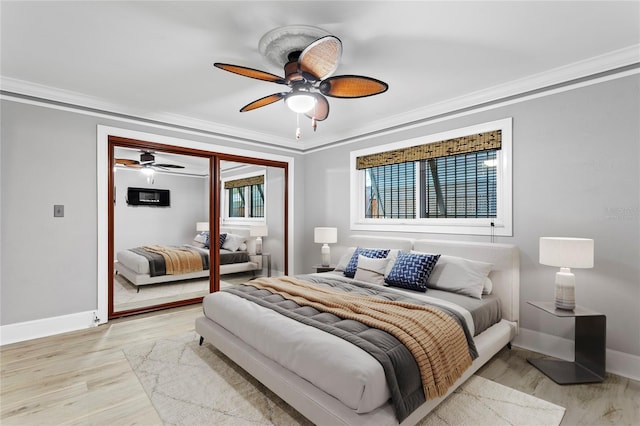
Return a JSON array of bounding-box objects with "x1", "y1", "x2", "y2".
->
[
  {"x1": 115, "y1": 151, "x2": 185, "y2": 171},
  {"x1": 214, "y1": 34, "x2": 388, "y2": 138}
]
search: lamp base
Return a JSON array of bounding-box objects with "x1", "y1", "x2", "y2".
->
[
  {"x1": 321, "y1": 244, "x2": 330, "y2": 267},
  {"x1": 255, "y1": 237, "x2": 263, "y2": 255},
  {"x1": 555, "y1": 268, "x2": 575, "y2": 311}
]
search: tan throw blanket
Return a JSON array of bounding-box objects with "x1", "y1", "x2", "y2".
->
[
  {"x1": 249, "y1": 276, "x2": 473, "y2": 400},
  {"x1": 143, "y1": 245, "x2": 203, "y2": 275}
]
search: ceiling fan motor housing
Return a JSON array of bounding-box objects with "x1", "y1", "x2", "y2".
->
[{"x1": 140, "y1": 152, "x2": 155, "y2": 163}]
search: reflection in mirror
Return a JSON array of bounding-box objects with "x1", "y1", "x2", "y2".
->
[
  {"x1": 112, "y1": 147, "x2": 210, "y2": 313},
  {"x1": 219, "y1": 161, "x2": 286, "y2": 289}
]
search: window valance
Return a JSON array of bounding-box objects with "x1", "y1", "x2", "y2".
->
[
  {"x1": 224, "y1": 175, "x2": 264, "y2": 189},
  {"x1": 355, "y1": 130, "x2": 502, "y2": 169}
]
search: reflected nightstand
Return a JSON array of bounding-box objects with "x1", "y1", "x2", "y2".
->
[
  {"x1": 250, "y1": 253, "x2": 271, "y2": 277},
  {"x1": 313, "y1": 265, "x2": 335, "y2": 273},
  {"x1": 527, "y1": 301, "x2": 606, "y2": 384}
]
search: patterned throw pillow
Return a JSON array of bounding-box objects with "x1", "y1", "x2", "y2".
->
[
  {"x1": 219, "y1": 233, "x2": 227, "y2": 249},
  {"x1": 385, "y1": 251, "x2": 441, "y2": 292},
  {"x1": 343, "y1": 247, "x2": 390, "y2": 278}
]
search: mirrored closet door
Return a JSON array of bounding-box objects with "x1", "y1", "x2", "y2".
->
[
  {"x1": 108, "y1": 136, "x2": 289, "y2": 319},
  {"x1": 112, "y1": 145, "x2": 211, "y2": 315}
]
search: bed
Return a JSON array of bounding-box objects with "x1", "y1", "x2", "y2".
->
[
  {"x1": 115, "y1": 227, "x2": 261, "y2": 288},
  {"x1": 195, "y1": 236, "x2": 520, "y2": 425}
]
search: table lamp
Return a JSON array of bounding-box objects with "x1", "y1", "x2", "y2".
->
[
  {"x1": 314, "y1": 227, "x2": 338, "y2": 267},
  {"x1": 250, "y1": 225, "x2": 268, "y2": 254},
  {"x1": 539, "y1": 237, "x2": 594, "y2": 311}
]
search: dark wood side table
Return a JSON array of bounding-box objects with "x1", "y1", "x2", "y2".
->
[
  {"x1": 527, "y1": 301, "x2": 606, "y2": 384},
  {"x1": 313, "y1": 265, "x2": 335, "y2": 273}
]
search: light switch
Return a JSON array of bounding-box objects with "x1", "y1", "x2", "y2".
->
[{"x1": 54, "y1": 205, "x2": 64, "y2": 217}]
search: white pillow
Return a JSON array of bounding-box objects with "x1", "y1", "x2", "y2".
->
[
  {"x1": 483, "y1": 276, "x2": 493, "y2": 295},
  {"x1": 335, "y1": 247, "x2": 356, "y2": 272},
  {"x1": 221, "y1": 233, "x2": 245, "y2": 252},
  {"x1": 383, "y1": 249, "x2": 401, "y2": 277},
  {"x1": 354, "y1": 255, "x2": 389, "y2": 286},
  {"x1": 424, "y1": 254, "x2": 493, "y2": 299}
]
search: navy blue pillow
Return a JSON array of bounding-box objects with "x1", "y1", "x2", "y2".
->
[
  {"x1": 344, "y1": 247, "x2": 390, "y2": 278},
  {"x1": 199, "y1": 231, "x2": 210, "y2": 249},
  {"x1": 219, "y1": 233, "x2": 227, "y2": 249},
  {"x1": 385, "y1": 251, "x2": 440, "y2": 292}
]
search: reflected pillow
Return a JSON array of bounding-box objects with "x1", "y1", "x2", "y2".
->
[
  {"x1": 222, "y1": 233, "x2": 245, "y2": 252},
  {"x1": 193, "y1": 231, "x2": 210, "y2": 249}
]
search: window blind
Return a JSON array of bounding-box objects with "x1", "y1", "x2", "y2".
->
[
  {"x1": 356, "y1": 130, "x2": 501, "y2": 169},
  {"x1": 224, "y1": 175, "x2": 264, "y2": 189}
]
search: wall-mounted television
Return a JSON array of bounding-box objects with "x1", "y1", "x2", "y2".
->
[{"x1": 127, "y1": 187, "x2": 170, "y2": 207}]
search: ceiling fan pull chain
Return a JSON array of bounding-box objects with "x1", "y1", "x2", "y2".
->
[
  {"x1": 296, "y1": 113, "x2": 302, "y2": 141},
  {"x1": 311, "y1": 117, "x2": 317, "y2": 132}
]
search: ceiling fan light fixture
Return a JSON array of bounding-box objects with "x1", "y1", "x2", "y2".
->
[
  {"x1": 285, "y1": 92, "x2": 316, "y2": 113},
  {"x1": 141, "y1": 167, "x2": 155, "y2": 176}
]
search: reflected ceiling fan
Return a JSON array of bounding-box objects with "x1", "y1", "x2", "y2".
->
[
  {"x1": 214, "y1": 32, "x2": 388, "y2": 139},
  {"x1": 115, "y1": 151, "x2": 185, "y2": 171}
]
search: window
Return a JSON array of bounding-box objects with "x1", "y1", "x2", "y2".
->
[
  {"x1": 224, "y1": 174, "x2": 265, "y2": 220},
  {"x1": 351, "y1": 118, "x2": 512, "y2": 236}
]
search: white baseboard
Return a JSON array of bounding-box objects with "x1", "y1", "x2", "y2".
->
[
  {"x1": 514, "y1": 327, "x2": 640, "y2": 382},
  {"x1": 0, "y1": 310, "x2": 98, "y2": 346}
]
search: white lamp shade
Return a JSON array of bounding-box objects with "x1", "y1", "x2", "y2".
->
[
  {"x1": 250, "y1": 225, "x2": 268, "y2": 237},
  {"x1": 314, "y1": 227, "x2": 338, "y2": 244},
  {"x1": 196, "y1": 222, "x2": 209, "y2": 232},
  {"x1": 539, "y1": 237, "x2": 594, "y2": 268}
]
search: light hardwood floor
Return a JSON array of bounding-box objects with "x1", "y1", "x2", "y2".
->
[{"x1": 1, "y1": 304, "x2": 638, "y2": 425}]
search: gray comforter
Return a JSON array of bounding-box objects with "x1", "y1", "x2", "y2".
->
[{"x1": 224, "y1": 275, "x2": 477, "y2": 422}]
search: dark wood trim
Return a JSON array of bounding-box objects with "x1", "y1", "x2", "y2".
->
[
  {"x1": 107, "y1": 135, "x2": 289, "y2": 318},
  {"x1": 109, "y1": 297, "x2": 206, "y2": 320},
  {"x1": 211, "y1": 155, "x2": 220, "y2": 292}
]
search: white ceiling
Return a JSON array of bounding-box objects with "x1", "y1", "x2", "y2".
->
[{"x1": 2, "y1": 1, "x2": 639, "y2": 151}]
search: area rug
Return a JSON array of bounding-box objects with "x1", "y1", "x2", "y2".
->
[{"x1": 124, "y1": 332, "x2": 566, "y2": 426}]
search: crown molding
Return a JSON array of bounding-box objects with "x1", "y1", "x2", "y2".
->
[
  {"x1": 302, "y1": 44, "x2": 640, "y2": 151},
  {"x1": 2, "y1": 44, "x2": 638, "y2": 152},
  {"x1": 350, "y1": 44, "x2": 640, "y2": 141},
  {"x1": 0, "y1": 76, "x2": 302, "y2": 152}
]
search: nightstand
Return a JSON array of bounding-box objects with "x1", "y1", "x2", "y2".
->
[
  {"x1": 527, "y1": 301, "x2": 606, "y2": 384},
  {"x1": 250, "y1": 253, "x2": 271, "y2": 277},
  {"x1": 313, "y1": 265, "x2": 335, "y2": 273}
]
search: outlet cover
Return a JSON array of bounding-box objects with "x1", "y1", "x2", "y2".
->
[{"x1": 54, "y1": 205, "x2": 64, "y2": 217}]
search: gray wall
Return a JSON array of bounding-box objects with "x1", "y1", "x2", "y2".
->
[
  {"x1": 1, "y1": 100, "x2": 305, "y2": 325},
  {"x1": 2, "y1": 74, "x2": 637, "y2": 361},
  {"x1": 303, "y1": 74, "x2": 640, "y2": 357},
  {"x1": 114, "y1": 169, "x2": 208, "y2": 254}
]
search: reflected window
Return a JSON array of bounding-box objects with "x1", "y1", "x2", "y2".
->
[{"x1": 224, "y1": 174, "x2": 265, "y2": 219}]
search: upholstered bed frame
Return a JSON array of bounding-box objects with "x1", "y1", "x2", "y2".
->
[
  {"x1": 114, "y1": 227, "x2": 261, "y2": 287},
  {"x1": 195, "y1": 236, "x2": 520, "y2": 425}
]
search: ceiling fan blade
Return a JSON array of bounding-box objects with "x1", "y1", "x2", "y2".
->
[
  {"x1": 154, "y1": 164, "x2": 185, "y2": 169},
  {"x1": 115, "y1": 158, "x2": 142, "y2": 168},
  {"x1": 240, "y1": 93, "x2": 287, "y2": 112},
  {"x1": 214, "y1": 63, "x2": 286, "y2": 84},
  {"x1": 319, "y1": 75, "x2": 389, "y2": 98},
  {"x1": 298, "y1": 35, "x2": 342, "y2": 82},
  {"x1": 304, "y1": 93, "x2": 329, "y2": 121}
]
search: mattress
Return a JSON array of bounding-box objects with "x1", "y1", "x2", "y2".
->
[{"x1": 202, "y1": 273, "x2": 502, "y2": 415}]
